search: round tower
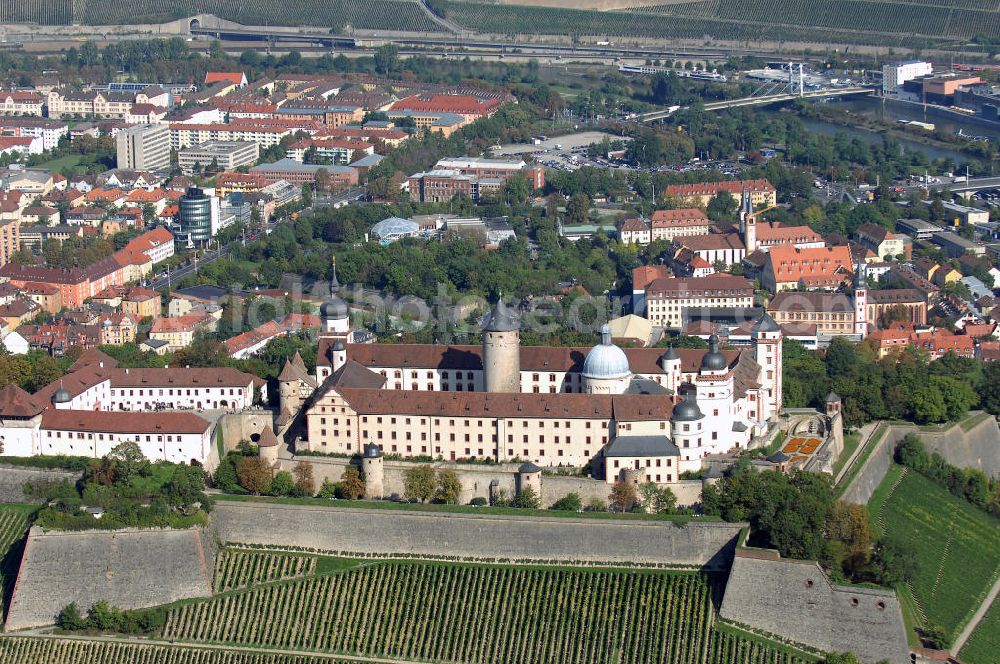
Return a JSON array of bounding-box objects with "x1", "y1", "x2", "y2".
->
[
  {"x1": 752, "y1": 312, "x2": 783, "y2": 420},
  {"x1": 482, "y1": 297, "x2": 520, "y2": 393},
  {"x1": 330, "y1": 339, "x2": 347, "y2": 373},
  {"x1": 51, "y1": 385, "x2": 71, "y2": 410},
  {"x1": 517, "y1": 462, "x2": 542, "y2": 498},
  {"x1": 671, "y1": 390, "x2": 705, "y2": 474},
  {"x1": 659, "y1": 345, "x2": 682, "y2": 393},
  {"x1": 361, "y1": 443, "x2": 384, "y2": 500},
  {"x1": 621, "y1": 468, "x2": 644, "y2": 486},
  {"x1": 583, "y1": 324, "x2": 632, "y2": 395},
  {"x1": 258, "y1": 427, "x2": 280, "y2": 467}
]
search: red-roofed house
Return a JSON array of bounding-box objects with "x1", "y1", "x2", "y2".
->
[
  {"x1": 763, "y1": 245, "x2": 854, "y2": 293},
  {"x1": 204, "y1": 71, "x2": 248, "y2": 88}
]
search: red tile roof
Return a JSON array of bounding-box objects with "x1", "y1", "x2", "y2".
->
[{"x1": 41, "y1": 409, "x2": 212, "y2": 435}]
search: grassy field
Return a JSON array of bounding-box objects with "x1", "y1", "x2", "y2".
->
[
  {"x1": 165, "y1": 552, "x2": 818, "y2": 664},
  {"x1": 868, "y1": 465, "x2": 1000, "y2": 645},
  {"x1": 960, "y1": 596, "x2": 1000, "y2": 664},
  {"x1": 0, "y1": 505, "x2": 35, "y2": 622},
  {"x1": 832, "y1": 431, "x2": 860, "y2": 477},
  {"x1": 836, "y1": 424, "x2": 886, "y2": 494}
]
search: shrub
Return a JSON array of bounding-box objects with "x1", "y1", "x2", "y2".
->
[
  {"x1": 403, "y1": 465, "x2": 435, "y2": 503},
  {"x1": 469, "y1": 496, "x2": 487, "y2": 506},
  {"x1": 551, "y1": 493, "x2": 582, "y2": 511},
  {"x1": 236, "y1": 457, "x2": 272, "y2": 495},
  {"x1": 317, "y1": 478, "x2": 338, "y2": 499},
  {"x1": 339, "y1": 467, "x2": 365, "y2": 500},
  {"x1": 269, "y1": 471, "x2": 295, "y2": 497},
  {"x1": 512, "y1": 486, "x2": 540, "y2": 509},
  {"x1": 435, "y1": 469, "x2": 462, "y2": 504}
]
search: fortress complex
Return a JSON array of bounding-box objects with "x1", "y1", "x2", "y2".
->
[{"x1": 290, "y1": 294, "x2": 783, "y2": 485}]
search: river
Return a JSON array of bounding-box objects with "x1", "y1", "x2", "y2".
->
[{"x1": 785, "y1": 96, "x2": 999, "y2": 165}]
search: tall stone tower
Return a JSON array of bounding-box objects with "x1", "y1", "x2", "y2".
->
[
  {"x1": 482, "y1": 297, "x2": 521, "y2": 393},
  {"x1": 853, "y1": 262, "x2": 868, "y2": 338},
  {"x1": 752, "y1": 312, "x2": 783, "y2": 420},
  {"x1": 361, "y1": 443, "x2": 384, "y2": 500}
]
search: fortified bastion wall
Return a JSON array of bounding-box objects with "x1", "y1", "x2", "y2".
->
[
  {"x1": 720, "y1": 548, "x2": 910, "y2": 664},
  {"x1": 211, "y1": 501, "x2": 744, "y2": 567},
  {"x1": 4, "y1": 527, "x2": 214, "y2": 631},
  {"x1": 842, "y1": 414, "x2": 1000, "y2": 506},
  {"x1": 0, "y1": 465, "x2": 81, "y2": 504}
]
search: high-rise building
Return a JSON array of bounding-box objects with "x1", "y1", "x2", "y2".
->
[
  {"x1": 116, "y1": 123, "x2": 170, "y2": 171},
  {"x1": 175, "y1": 187, "x2": 217, "y2": 247},
  {"x1": 882, "y1": 61, "x2": 933, "y2": 95}
]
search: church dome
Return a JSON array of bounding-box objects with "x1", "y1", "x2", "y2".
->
[
  {"x1": 671, "y1": 391, "x2": 704, "y2": 422},
  {"x1": 320, "y1": 296, "x2": 348, "y2": 320},
  {"x1": 660, "y1": 345, "x2": 680, "y2": 363},
  {"x1": 583, "y1": 324, "x2": 631, "y2": 379},
  {"x1": 752, "y1": 312, "x2": 781, "y2": 334},
  {"x1": 52, "y1": 387, "x2": 71, "y2": 404},
  {"x1": 700, "y1": 334, "x2": 728, "y2": 372}
]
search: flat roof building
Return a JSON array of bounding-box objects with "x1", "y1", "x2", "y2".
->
[
  {"x1": 177, "y1": 141, "x2": 259, "y2": 176},
  {"x1": 115, "y1": 123, "x2": 170, "y2": 172}
]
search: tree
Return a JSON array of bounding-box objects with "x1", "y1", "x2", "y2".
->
[
  {"x1": 403, "y1": 465, "x2": 436, "y2": 503},
  {"x1": 609, "y1": 480, "x2": 638, "y2": 513},
  {"x1": 269, "y1": 470, "x2": 295, "y2": 496},
  {"x1": 373, "y1": 44, "x2": 399, "y2": 75},
  {"x1": 706, "y1": 191, "x2": 738, "y2": 222},
  {"x1": 315, "y1": 167, "x2": 332, "y2": 193},
  {"x1": 512, "y1": 486, "x2": 541, "y2": 509},
  {"x1": 869, "y1": 536, "x2": 918, "y2": 587},
  {"x1": 339, "y1": 467, "x2": 365, "y2": 500},
  {"x1": 293, "y1": 461, "x2": 315, "y2": 497},
  {"x1": 107, "y1": 441, "x2": 150, "y2": 483},
  {"x1": 565, "y1": 192, "x2": 591, "y2": 225},
  {"x1": 639, "y1": 483, "x2": 677, "y2": 514},
  {"x1": 317, "y1": 478, "x2": 338, "y2": 499},
  {"x1": 212, "y1": 456, "x2": 240, "y2": 491},
  {"x1": 57, "y1": 602, "x2": 87, "y2": 630},
  {"x1": 435, "y1": 469, "x2": 462, "y2": 504},
  {"x1": 87, "y1": 600, "x2": 121, "y2": 631},
  {"x1": 910, "y1": 385, "x2": 947, "y2": 424},
  {"x1": 551, "y1": 493, "x2": 582, "y2": 511},
  {"x1": 235, "y1": 456, "x2": 272, "y2": 495}
]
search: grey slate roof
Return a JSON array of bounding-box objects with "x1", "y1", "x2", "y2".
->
[{"x1": 604, "y1": 435, "x2": 679, "y2": 458}]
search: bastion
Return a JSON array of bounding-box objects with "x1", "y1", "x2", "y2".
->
[{"x1": 4, "y1": 527, "x2": 214, "y2": 631}]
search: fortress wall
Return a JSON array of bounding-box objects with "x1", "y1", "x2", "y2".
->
[
  {"x1": 211, "y1": 501, "x2": 743, "y2": 567},
  {"x1": 0, "y1": 466, "x2": 81, "y2": 504},
  {"x1": 842, "y1": 414, "x2": 1000, "y2": 505},
  {"x1": 4, "y1": 527, "x2": 213, "y2": 631},
  {"x1": 720, "y1": 550, "x2": 910, "y2": 664},
  {"x1": 280, "y1": 455, "x2": 703, "y2": 507}
]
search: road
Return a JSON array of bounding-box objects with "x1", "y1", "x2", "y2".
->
[{"x1": 149, "y1": 186, "x2": 365, "y2": 292}]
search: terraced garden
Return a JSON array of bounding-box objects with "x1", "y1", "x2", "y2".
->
[
  {"x1": 0, "y1": 505, "x2": 33, "y2": 621},
  {"x1": 960, "y1": 596, "x2": 1000, "y2": 664},
  {"x1": 868, "y1": 464, "x2": 1000, "y2": 645},
  {"x1": 165, "y1": 555, "x2": 818, "y2": 664},
  {"x1": 212, "y1": 549, "x2": 316, "y2": 592},
  {"x1": 0, "y1": 638, "x2": 373, "y2": 664},
  {"x1": 640, "y1": 0, "x2": 1000, "y2": 40}
]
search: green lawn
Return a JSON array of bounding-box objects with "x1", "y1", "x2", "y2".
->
[
  {"x1": 832, "y1": 432, "x2": 860, "y2": 477},
  {"x1": 836, "y1": 424, "x2": 886, "y2": 493},
  {"x1": 960, "y1": 595, "x2": 1000, "y2": 664},
  {"x1": 868, "y1": 465, "x2": 1000, "y2": 644},
  {"x1": 0, "y1": 504, "x2": 36, "y2": 621},
  {"x1": 34, "y1": 153, "x2": 83, "y2": 173}
]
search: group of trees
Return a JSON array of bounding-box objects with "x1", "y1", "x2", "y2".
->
[
  {"x1": 0, "y1": 349, "x2": 67, "y2": 395},
  {"x1": 33, "y1": 442, "x2": 210, "y2": 530},
  {"x1": 783, "y1": 337, "x2": 981, "y2": 427},
  {"x1": 213, "y1": 446, "x2": 315, "y2": 499},
  {"x1": 57, "y1": 600, "x2": 165, "y2": 635},
  {"x1": 402, "y1": 465, "x2": 463, "y2": 504},
  {"x1": 896, "y1": 434, "x2": 1000, "y2": 517},
  {"x1": 702, "y1": 462, "x2": 916, "y2": 587}
]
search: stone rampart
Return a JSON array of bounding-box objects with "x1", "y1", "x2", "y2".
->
[
  {"x1": 0, "y1": 466, "x2": 80, "y2": 504},
  {"x1": 4, "y1": 527, "x2": 214, "y2": 631},
  {"x1": 211, "y1": 501, "x2": 742, "y2": 568},
  {"x1": 842, "y1": 414, "x2": 1000, "y2": 505},
  {"x1": 720, "y1": 549, "x2": 910, "y2": 664},
  {"x1": 280, "y1": 455, "x2": 703, "y2": 507}
]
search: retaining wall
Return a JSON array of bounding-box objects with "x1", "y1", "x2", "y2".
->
[
  {"x1": 720, "y1": 549, "x2": 909, "y2": 664},
  {"x1": 4, "y1": 527, "x2": 214, "y2": 631},
  {"x1": 280, "y1": 455, "x2": 703, "y2": 508},
  {"x1": 0, "y1": 466, "x2": 80, "y2": 504},
  {"x1": 842, "y1": 414, "x2": 1000, "y2": 505},
  {"x1": 211, "y1": 501, "x2": 743, "y2": 568}
]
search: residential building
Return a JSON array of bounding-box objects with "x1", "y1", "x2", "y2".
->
[
  {"x1": 0, "y1": 92, "x2": 44, "y2": 116},
  {"x1": 854, "y1": 223, "x2": 907, "y2": 260},
  {"x1": 116, "y1": 123, "x2": 171, "y2": 171},
  {"x1": 46, "y1": 89, "x2": 135, "y2": 119},
  {"x1": 177, "y1": 141, "x2": 259, "y2": 176},
  {"x1": 19, "y1": 284, "x2": 62, "y2": 314},
  {"x1": 250, "y1": 159, "x2": 357, "y2": 187},
  {"x1": 631, "y1": 265, "x2": 671, "y2": 316},
  {"x1": 663, "y1": 179, "x2": 777, "y2": 208},
  {"x1": 762, "y1": 245, "x2": 854, "y2": 292},
  {"x1": 645, "y1": 275, "x2": 755, "y2": 329},
  {"x1": 619, "y1": 209, "x2": 711, "y2": 246},
  {"x1": 147, "y1": 314, "x2": 215, "y2": 351}
]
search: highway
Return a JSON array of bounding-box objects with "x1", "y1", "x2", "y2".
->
[{"x1": 149, "y1": 186, "x2": 365, "y2": 292}]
